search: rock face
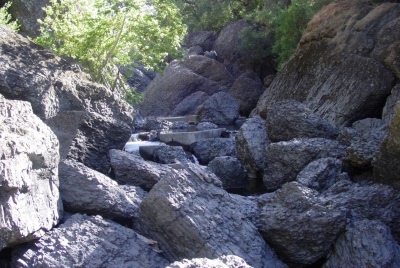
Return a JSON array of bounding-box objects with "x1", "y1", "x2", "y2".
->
[
  {"x1": 0, "y1": 96, "x2": 62, "y2": 250},
  {"x1": 208, "y1": 156, "x2": 247, "y2": 190},
  {"x1": 256, "y1": 182, "x2": 346, "y2": 266},
  {"x1": 136, "y1": 163, "x2": 286, "y2": 268},
  {"x1": 140, "y1": 60, "x2": 227, "y2": 116},
  {"x1": 266, "y1": 100, "x2": 339, "y2": 142},
  {"x1": 323, "y1": 220, "x2": 400, "y2": 268},
  {"x1": 59, "y1": 159, "x2": 145, "y2": 221},
  {"x1": 263, "y1": 138, "x2": 346, "y2": 191},
  {"x1": 374, "y1": 102, "x2": 400, "y2": 190},
  {"x1": 0, "y1": 25, "x2": 134, "y2": 174},
  {"x1": 235, "y1": 117, "x2": 268, "y2": 178},
  {"x1": 109, "y1": 149, "x2": 176, "y2": 190},
  {"x1": 167, "y1": 255, "x2": 252, "y2": 268},
  {"x1": 197, "y1": 92, "x2": 240, "y2": 125},
  {"x1": 253, "y1": 2, "x2": 398, "y2": 127},
  {"x1": 190, "y1": 138, "x2": 237, "y2": 165},
  {"x1": 12, "y1": 214, "x2": 169, "y2": 268}
]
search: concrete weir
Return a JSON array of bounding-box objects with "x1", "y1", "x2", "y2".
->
[{"x1": 159, "y1": 128, "x2": 225, "y2": 146}]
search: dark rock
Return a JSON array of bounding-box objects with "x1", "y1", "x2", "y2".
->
[
  {"x1": 323, "y1": 220, "x2": 400, "y2": 268},
  {"x1": 141, "y1": 117, "x2": 172, "y2": 131},
  {"x1": 12, "y1": 214, "x2": 169, "y2": 268},
  {"x1": 120, "y1": 64, "x2": 154, "y2": 94},
  {"x1": 208, "y1": 156, "x2": 247, "y2": 189},
  {"x1": 337, "y1": 127, "x2": 362, "y2": 146},
  {"x1": 109, "y1": 149, "x2": 176, "y2": 190},
  {"x1": 136, "y1": 163, "x2": 287, "y2": 268},
  {"x1": 374, "y1": 102, "x2": 400, "y2": 190},
  {"x1": 190, "y1": 138, "x2": 236, "y2": 165},
  {"x1": 263, "y1": 138, "x2": 346, "y2": 191},
  {"x1": 172, "y1": 91, "x2": 209, "y2": 116},
  {"x1": 382, "y1": 84, "x2": 400, "y2": 125},
  {"x1": 235, "y1": 117, "x2": 268, "y2": 178},
  {"x1": 351, "y1": 118, "x2": 384, "y2": 134},
  {"x1": 184, "y1": 31, "x2": 218, "y2": 52},
  {"x1": 186, "y1": 46, "x2": 204, "y2": 56},
  {"x1": 152, "y1": 145, "x2": 192, "y2": 164},
  {"x1": 140, "y1": 60, "x2": 227, "y2": 116},
  {"x1": 0, "y1": 96, "x2": 62, "y2": 250},
  {"x1": 253, "y1": 2, "x2": 398, "y2": 127},
  {"x1": 183, "y1": 55, "x2": 234, "y2": 88},
  {"x1": 256, "y1": 182, "x2": 346, "y2": 266},
  {"x1": 197, "y1": 92, "x2": 240, "y2": 125},
  {"x1": 266, "y1": 100, "x2": 339, "y2": 142},
  {"x1": 167, "y1": 255, "x2": 252, "y2": 268},
  {"x1": 229, "y1": 71, "x2": 264, "y2": 116},
  {"x1": 321, "y1": 180, "x2": 400, "y2": 241},
  {"x1": 296, "y1": 158, "x2": 348, "y2": 192},
  {"x1": 196, "y1": 122, "x2": 218, "y2": 131},
  {"x1": 0, "y1": 25, "x2": 134, "y2": 174},
  {"x1": 59, "y1": 159, "x2": 145, "y2": 221}
]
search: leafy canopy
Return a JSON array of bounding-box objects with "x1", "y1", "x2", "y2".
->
[
  {"x1": 0, "y1": 2, "x2": 20, "y2": 32},
  {"x1": 35, "y1": 0, "x2": 187, "y2": 102}
]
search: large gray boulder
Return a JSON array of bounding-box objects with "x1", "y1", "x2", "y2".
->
[
  {"x1": 190, "y1": 138, "x2": 237, "y2": 165},
  {"x1": 172, "y1": 91, "x2": 209, "y2": 116},
  {"x1": 255, "y1": 182, "x2": 346, "y2": 266},
  {"x1": 197, "y1": 92, "x2": 240, "y2": 125},
  {"x1": 0, "y1": 96, "x2": 62, "y2": 250},
  {"x1": 140, "y1": 60, "x2": 227, "y2": 116},
  {"x1": 374, "y1": 102, "x2": 400, "y2": 190},
  {"x1": 228, "y1": 71, "x2": 264, "y2": 116},
  {"x1": 0, "y1": 25, "x2": 134, "y2": 174},
  {"x1": 323, "y1": 220, "x2": 400, "y2": 268},
  {"x1": 266, "y1": 100, "x2": 339, "y2": 142},
  {"x1": 109, "y1": 149, "x2": 176, "y2": 190},
  {"x1": 167, "y1": 255, "x2": 252, "y2": 268},
  {"x1": 12, "y1": 214, "x2": 169, "y2": 268},
  {"x1": 235, "y1": 117, "x2": 268, "y2": 178},
  {"x1": 184, "y1": 31, "x2": 217, "y2": 52},
  {"x1": 136, "y1": 163, "x2": 287, "y2": 268},
  {"x1": 321, "y1": 180, "x2": 400, "y2": 241},
  {"x1": 207, "y1": 156, "x2": 247, "y2": 190},
  {"x1": 152, "y1": 145, "x2": 192, "y2": 164},
  {"x1": 59, "y1": 159, "x2": 146, "y2": 221},
  {"x1": 253, "y1": 2, "x2": 398, "y2": 127},
  {"x1": 263, "y1": 138, "x2": 346, "y2": 191}
]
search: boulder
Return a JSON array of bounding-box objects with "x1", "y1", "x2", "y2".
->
[
  {"x1": 382, "y1": 84, "x2": 400, "y2": 125},
  {"x1": 235, "y1": 117, "x2": 268, "y2": 178},
  {"x1": 351, "y1": 118, "x2": 384, "y2": 134},
  {"x1": 152, "y1": 145, "x2": 192, "y2": 164},
  {"x1": 172, "y1": 91, "x2": 209, "y2": 116},
  {"x1": 197, "y1": 92, "x2": 240, "y2": 125},
  {"x1": 253, "y1": 2, "x2": 398, "y2": 127},
  {"x1": 167, "y1": 255, "x2": 252, "y2": 268},
  {"x1": 109, "y1": 149, "x2": 176, "y2": 190},
  {"x1": 207, "y1": 156, "x2": 247, "y2": 190},
  {"x1": 263, "y1": 138, "x2": 346, "y2": 191},
  {"x1": 323, "y1": 220, "x2": 400, "y2": 268},
  {"x1": 255, "y1": 182, "x2": 346, "y2": 266},
  {"x1": 296, "y1": 158, "x2": 348, "y2": 193},
  {"x1": 266, "y1": 100, "x2": 339, "y2": 142},
  {"x1": 196, "y1": 122, "x2": 218, "y2": 131},
  {"x1": 337, "y1": 127, "x2": 362, "y2": 147},
  {"x1": 345, "y1": 128, "x2": 386, "y2": 169},
  {"x1": 374, "y1": 102, "x2": 400, "y2": 190},
  {"x1": 183, "y1": 55, "x2": 234, "y2": 88},
  {"x1": 140, "y1": 60, "x2": 227, "y2": 116},
  {"x1": 12, "y1": 214, "x2": 169, "y2": 268},
  {"x1": 0, "y1": 25, "x2": 134, "y2": 174},
  {"x1": 184, "y1": 31, "x2": 218, "y2": 52},
  {"x1": 136, "y1": 163, "x2": 287, "y2": 268},
  {"x1": 321, "y1": 180, "x2": 400, "y2": 241},
  {"x1": 59, "y1": 159, "x2": 145, "y2": 221},
  {"x1": 120, "y1": 64, "x2": 153, "y2": 94},
  {"x1": 228, "y1": 71, "x2": 264, "y2": 116},
  {"x1": 190, "y1": 138, "x2": 236, "y2": 165},
  {"x1": 5, "y1": 0, "x2": 48, "y2": 37},
  {"x1": 0, "y1": 96, "x2": 62, "y2": 250}
]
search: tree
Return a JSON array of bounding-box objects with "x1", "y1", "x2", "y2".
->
[
  {"x1": 35, "y1": 0, "x2": 187, "y2": 102},
  {"x1": 0, "y1": 2, "x2": 20, "y2": 32}
]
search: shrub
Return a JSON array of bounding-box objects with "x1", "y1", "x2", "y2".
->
[{"x1": 0, "y1": 2, "x2": 20, "y2": 32}]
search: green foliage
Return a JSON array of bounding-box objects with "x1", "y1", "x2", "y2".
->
[
  {"x1": 35, "y1": 0, "x2": 187, "y2": 103},
  {"x1": 0, "y1": 2, "x2": 20, "y2": 32}
]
